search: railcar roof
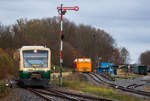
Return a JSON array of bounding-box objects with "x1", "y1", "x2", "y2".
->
[{"x1": 21, "y1": 46, "x2": 45, "y2": 49}]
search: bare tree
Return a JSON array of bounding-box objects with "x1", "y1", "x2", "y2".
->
[
  {"x1": 0, "y1": 17, "x2": 120, "y2": 68},
  {"x1": 120, "y1": 47, "x2": 130, "y2": 64},
  {"x1": 139, "y1": 50, "x2": 150, "y2": 65}
]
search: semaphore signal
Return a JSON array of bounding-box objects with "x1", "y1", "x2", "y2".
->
[
  {"x1": 57, "y1": 6, "x2": 79, "y2": 11},
  {"x1": 57, "y1": 4, "x2": 79, "y2": 87}
]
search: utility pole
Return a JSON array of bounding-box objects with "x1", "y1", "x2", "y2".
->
[{"x1": 57, "y1": 4, "x2": 79, "y2": 87}]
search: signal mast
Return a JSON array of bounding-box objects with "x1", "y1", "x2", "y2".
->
[{"x1": 57, "y1": 4, "x2": 79, "y2": 87}]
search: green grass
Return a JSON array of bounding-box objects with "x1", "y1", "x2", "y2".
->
[
  {"x1": 115, "y1": 76, "x2": 135, "y2": 80},
  {"x1": 52, "y1": 73, "x2": 149, "y2": 101}
]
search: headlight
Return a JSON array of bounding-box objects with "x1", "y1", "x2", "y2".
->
[
  {"x1": 5, "y1": 83, "x2": 9, "y2": 87},
  {"x1": 44, "y1": 69, "x2": 49, "y2": 71},
  {"x1": 23, "y1": 68, "x2": 28, "y2": 71}
]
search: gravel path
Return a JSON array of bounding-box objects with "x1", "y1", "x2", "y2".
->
[{"x1": 0, "y1": 88, "x2": 46, "y2": 101}]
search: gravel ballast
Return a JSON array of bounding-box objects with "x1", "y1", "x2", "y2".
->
[{"x1": 0, "y1": 88, "x2": 46, "y2": 101}]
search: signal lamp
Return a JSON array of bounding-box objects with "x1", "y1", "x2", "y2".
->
[{"x1": 34, "y1": 50, "x2": 37, "y2": 53}]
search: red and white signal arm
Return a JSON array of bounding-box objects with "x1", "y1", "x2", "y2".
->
[
  {"x1": 57, "y1": 6, "x2": 79, "y2": 11},
  {"x1": 74, "y1": 6, "x2": 79, "y2": 11}
]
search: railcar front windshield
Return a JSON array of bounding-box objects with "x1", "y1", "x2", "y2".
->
[{"x1": 23, "y1": 50, "x2": 48, "y2": 68}]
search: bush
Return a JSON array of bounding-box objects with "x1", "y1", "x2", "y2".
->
[
  {"x1": 0, "y1": 82, "x2": 9, "y2": 98},
  {"x1": 0, "y1": 48, "x2": 14, "y2": 79}
]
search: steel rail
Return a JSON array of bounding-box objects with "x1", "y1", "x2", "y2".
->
[
  {"x1": 126, "y1": 84, "x2": 145, "y2": 88},
  {"x1": 34, "y1": 89, "x2": 82, "y2": 101},
  {"x1": 28, "y1": 88, "x2": 55, "y2": 101},
  {"x1": 99, "y1": 73, "x2": 114, "y2": 81},
  {"x1": 46, "y1": 88, "x2": 116, "y2": 101},
  {"x1": 19, "y1": 83, "x2": 115, "y2": 101},
  {"x1": 87, "y1": 73, "x2": 105, "y2": 85}
]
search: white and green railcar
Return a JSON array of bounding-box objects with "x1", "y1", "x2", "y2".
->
[{"x1": 19, "y1": 46, "x2": 51, "y2": 86}]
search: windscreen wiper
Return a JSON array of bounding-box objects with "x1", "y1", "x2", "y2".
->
[{"x1": 26, "y1": 59, "x2": 36, "y2": 69}]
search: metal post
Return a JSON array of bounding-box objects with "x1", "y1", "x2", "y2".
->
[
  {"x1": 93, "y1": 34, "x2": 96, "y2": 71},
  {"x1": 97, "y1": 56, "x2": 99, "y2": 67},
  {"x1": 59, "y1": 4, "x2": 63, "y2": 87}
]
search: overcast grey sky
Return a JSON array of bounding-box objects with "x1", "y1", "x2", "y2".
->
[{"x1": 0, "y1": 0, "x2": 150, "y2": 63}]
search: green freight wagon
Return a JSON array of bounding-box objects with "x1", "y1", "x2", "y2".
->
[
  {"x1": 133, "y1": 66, "x2": 147, "y2": 75},
  {"x1": 111, "y1": 66, "x2": 118, "y2": 75}
]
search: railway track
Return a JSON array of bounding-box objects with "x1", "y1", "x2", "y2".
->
[
  {"x1": 27, "y1": 87, "x2": 116, "y2": 101},
  {"x1": 126, "y1": 84, "x2": 145, "y2": 89},
  {"x1": 86, "y1": 73, "x2": 150, "y2": 97},
  {"x1": 85, "y1": 72, "x2": 105, "y2": 84},
  {"x1": 28, "y1": 88, "x2": 55, "y2": 101},
  {"x1": 99, "y1": 73, "x2": 114, "y2": 81}
]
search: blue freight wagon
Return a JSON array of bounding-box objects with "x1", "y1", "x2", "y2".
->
[
  {"x1": 101, "y1": 63, "x2": 114, "y2": 68},
  {"x1": 97, "y1": 63, "x2": 114, "y2": 73}
]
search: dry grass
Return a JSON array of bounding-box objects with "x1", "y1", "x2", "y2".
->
[
  {"x1": 117, "y1": 70, "x2": 144, "y2": 78},
  {"x1": 144, "y1": 85, "x2": 150, "y2": 92},
  {"x1": 51, "y1": 72, "x2": 72, "y2": 80},
  {"x1": 51, "y1": 65, "x2": 73, "y2": 73}
]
